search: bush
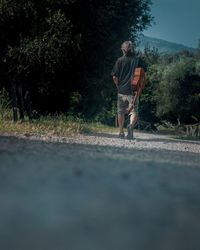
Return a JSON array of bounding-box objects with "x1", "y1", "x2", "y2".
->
[{"x1": 0, "y1": 88, "x2": 12, "y2": 120}]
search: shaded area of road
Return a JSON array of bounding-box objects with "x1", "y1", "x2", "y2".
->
[{"x1": 0, "y1": 135, "x2": 200, "y2": 250}]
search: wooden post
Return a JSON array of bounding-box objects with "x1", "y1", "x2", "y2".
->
[
  {"x1": 115, "y1": 114, "x2": 118, "y2": 127},
  {"x1": 11, "y1": 80, "x2": 18, "y2": 122}
]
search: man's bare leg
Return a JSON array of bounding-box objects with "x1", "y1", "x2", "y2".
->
[
  {"x1": 130, "y1": 112, "x2": 138, "y2": 127},
  {"x1": 118, "y1": 114, "x2": 125, "y2": 137},
  {"x1": 127, "y1": 112, "x2": 137, "y2": 139}
]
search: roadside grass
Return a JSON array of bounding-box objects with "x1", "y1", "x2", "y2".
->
[
  {"x1": 156, "y1": 124, "x2": 200, "y2": 141},
  {"x1": 173, "y1": 135, "x2": 200, "y2": 141},
  {"x1": 0, "y1": 110, "x2": 199, "y2": 141},
  {"x1": 0, "y1": 112, "x2": 118, "y2": 138}
]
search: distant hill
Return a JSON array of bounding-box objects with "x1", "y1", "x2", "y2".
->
[{"x1": 138, "y1": 35, "x2": 197, "y2": 54}]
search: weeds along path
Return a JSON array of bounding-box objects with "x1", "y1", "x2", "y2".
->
[{"x1": 0, "y1": 132, "x2": 200, "y2": 250}]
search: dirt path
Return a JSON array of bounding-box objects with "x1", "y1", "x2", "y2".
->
[{"x1": 0, "y1": 132, "x2": 200, "y2": 250}]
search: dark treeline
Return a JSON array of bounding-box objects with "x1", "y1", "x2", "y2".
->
[
  {"x1": 0, "y1": 0, "x2": 153, "y2": 121},
  {"x1": 1, "y1": 1, "x2": 199, "y2": 127}
]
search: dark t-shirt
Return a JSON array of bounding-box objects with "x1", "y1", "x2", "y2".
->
[{"x1": 111, "y1": 55, "x2": 147, "y2": 95}]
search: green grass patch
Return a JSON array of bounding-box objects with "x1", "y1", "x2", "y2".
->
[{"x1": 0, "y1": 114, "x2": 117, "y2": 138}]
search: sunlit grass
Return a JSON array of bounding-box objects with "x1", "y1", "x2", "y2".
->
[
  {"x1": 0, "y1": 113, "x2": 117, "y2": 138},
  {"x1": 1, "y1": 111, "x2": 199, "y2": 141}
]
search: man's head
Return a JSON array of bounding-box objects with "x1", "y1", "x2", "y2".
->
[{"x1": 121, "y1": 41, "x2": 134, "y2": 56}]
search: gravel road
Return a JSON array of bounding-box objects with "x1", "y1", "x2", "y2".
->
[{"x1": 0, "y1": 131, "x2": 200, "y2": 250}]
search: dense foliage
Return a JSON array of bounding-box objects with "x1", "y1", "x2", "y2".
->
[
  {"x1": 140, "y1": 50, "x2": 200, "y2": 125},
  {"x1": 0, "y1": 0, "x2": 153, "y2": 120}
]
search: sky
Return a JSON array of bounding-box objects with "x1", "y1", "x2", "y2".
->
[{"x1": 143, "y1": 0, "x2": 200, "y2": 48}]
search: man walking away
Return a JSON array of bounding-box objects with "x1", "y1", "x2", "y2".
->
[{"x1": 111, "y1": 41, "x2": 147, "y2": 139}]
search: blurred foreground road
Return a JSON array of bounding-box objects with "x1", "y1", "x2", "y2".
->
[{"x1": 0, "y1": 134, "x2": 200, "y2": 250}]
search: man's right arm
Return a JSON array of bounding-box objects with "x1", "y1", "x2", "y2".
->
[{"x1": 112, "y1": 76, "x2": 119, "y2": 91}]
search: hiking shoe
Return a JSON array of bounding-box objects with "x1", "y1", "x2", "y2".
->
[
  {"x1": 127, "y1": 124, "x2": 134, "y2": 139},
  {"x1": 118, "y1": 132, "x2": 125, "y2": 139}
]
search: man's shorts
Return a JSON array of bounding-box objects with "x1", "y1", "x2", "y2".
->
[{"x1": 117, "y1": 93, "x2": 138, "y2": 116}]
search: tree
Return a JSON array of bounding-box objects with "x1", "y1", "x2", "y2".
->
[
  {"x1": 0, "y1": 1, "x2": 81, "y2": 114},
  {"x1": 155, "y1": 56, "x2": 200, "y2": 124},
  {"x1": 66, "y1": 0, "x2": 153, "y2": 119},
  {"x1": 0, "y1": 0, "x2": 153, "y2": 119}
]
